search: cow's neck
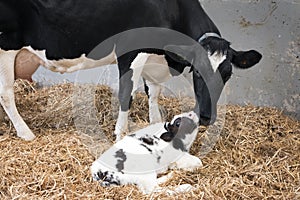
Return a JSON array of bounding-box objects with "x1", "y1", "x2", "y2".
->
[{"x1": 177, "y1": 0, "x2": 220, "y2": 41}]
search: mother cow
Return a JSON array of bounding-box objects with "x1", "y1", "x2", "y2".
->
[{"x1": 0, "y1": 0, "x2": 262, "y2": 140}]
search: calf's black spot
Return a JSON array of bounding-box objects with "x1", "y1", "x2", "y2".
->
[
  {"x1": 140, "y1": 136, "x2": 154, "y2": 145},
  {"x1": 114, "y1": 149, "x2": 127, "y2": 173}
]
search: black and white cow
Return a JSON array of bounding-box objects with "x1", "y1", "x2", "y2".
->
[
  {"x1": 91, "y1": 111, "x2": 202, "y2": 194},
  {"x1": 0, "y1": 0, "x2": 262, "y2": 140},
  {"x1": 0, "y1": 46, "x2": 116, "y2": 140}
]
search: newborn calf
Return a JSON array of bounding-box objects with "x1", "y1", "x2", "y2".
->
[{"x1": 91, "y1": 111, "x2": 202, "y2": 194}]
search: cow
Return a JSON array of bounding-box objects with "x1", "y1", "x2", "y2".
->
[
  {"x1": 0, "y1": 47, "x2": 44, "y2": 140},
  {"x1": 91, "y1": 111, "x2": 202, "y2": 194},
  {"x1": 0, "y1": 46, "x2": 116, "y2": 140},
  {"x1": 0, "y1": 0, "x2": 262, "y2": 140}
]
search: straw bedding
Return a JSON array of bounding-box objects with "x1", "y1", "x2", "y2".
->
[{"x1": 0, "y1": 80, "x2": 299, "y2": 199}]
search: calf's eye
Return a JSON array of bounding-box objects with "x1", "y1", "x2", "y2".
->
[{"x1": 174, "y1": 118, "x2": 181, "y2": 127}]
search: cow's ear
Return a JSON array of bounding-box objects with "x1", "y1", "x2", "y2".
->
[
  {"x1": 231, "y1": 50, "x2": 262, "y2": 69},
  {"x1": 160, "y1": 132, "x2": 174, "y2": 142}
]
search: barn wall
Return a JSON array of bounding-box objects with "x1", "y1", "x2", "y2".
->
[{"x1": 33, "y1": 0, "x2": 300, "y2": 119}]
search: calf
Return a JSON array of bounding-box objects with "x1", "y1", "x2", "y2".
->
[{"x1": 91, "y1": 111, "x2": 202, "y2": 194}]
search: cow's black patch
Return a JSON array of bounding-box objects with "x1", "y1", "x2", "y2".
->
[{"x1": 200, "y1": 37, "x2": 230, "y2": 56}]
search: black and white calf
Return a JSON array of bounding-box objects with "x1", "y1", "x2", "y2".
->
[{"x1": 91, "y1": 111, "x2": 202, "y2": 194}]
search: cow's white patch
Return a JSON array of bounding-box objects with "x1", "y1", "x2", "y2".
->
[
  {"x1": 116, "y1": 53, "x2": 172, "y2": 141},
  {"x1": 130, "y1": 53, "x2": 150, "y2": 96},
  {"x1": 146, "y1": 81, "x2": 162, "y2": 124},
  {"x1": 11, "y1": 46, "x2": 117, "y2": 74},
  {"x1": 46, "y1": 47, "x2": 117, "y2": 73},
  {"x1": 208, "y1": 51, "x2": 226, "y2": 72},
  {"x1": 141, "y1": 54, "x2": 171, "y2": 84}
]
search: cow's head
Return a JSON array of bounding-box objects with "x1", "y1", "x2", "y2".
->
[{"x1": 165, "y1": 36, "x2": 262, "y2": 126}]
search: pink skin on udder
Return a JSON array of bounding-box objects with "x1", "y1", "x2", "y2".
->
[{"x1": 14, "y1": 49, "x2": 45, "y2": 82}]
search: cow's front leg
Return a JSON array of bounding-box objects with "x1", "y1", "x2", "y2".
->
[
  {"x1": 145, "y1": 80, "x2": 162, "y2": 124},
  {"x1": 114, "y1": 53, "x2": 150, "y2": 141},
  {"x1": 0, "y1": 87, "x2": 35, "y2": 140}
]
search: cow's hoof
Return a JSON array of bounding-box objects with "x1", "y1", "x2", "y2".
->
[
  {"x1": 114, "y1": 134, "x2": 121, "y2": 142},
  {"x1": 18, "y1": 131, "x2": 36, "y2": 141},
  {"x1": 113, "y1": 131, "x2": 123, "y2": 142}
]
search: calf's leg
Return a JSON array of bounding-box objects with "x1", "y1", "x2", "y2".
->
[{"x1": 170, "y1": 152, "x2": 203, "y2": 171}]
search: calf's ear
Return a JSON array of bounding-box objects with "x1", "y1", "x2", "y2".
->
[
  {"x1": 231, "y1": 49, "x2": 262, "y2": 69},
  {"x1": 160, "y1": 132, "x2": 174, "y2": 142}
]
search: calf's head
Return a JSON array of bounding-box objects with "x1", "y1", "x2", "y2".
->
[{"x1": 160, "y1": 111, "x2": 199, "y2": 151}]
